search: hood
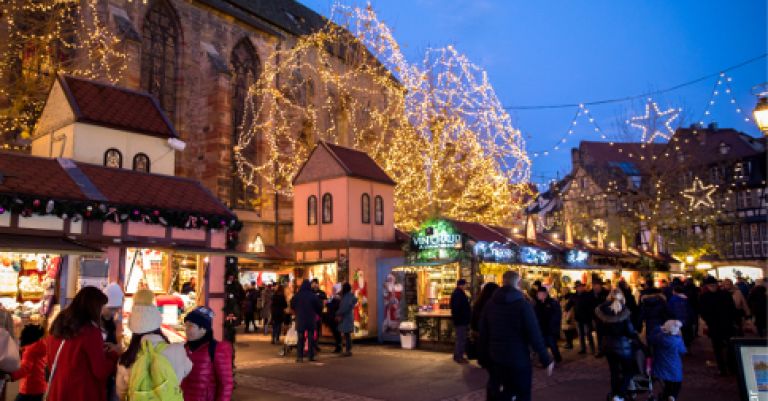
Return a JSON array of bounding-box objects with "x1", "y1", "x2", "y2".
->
[
  {"x1": 595, "y1": 302, "x2": 630, "y2": 323},
  {"x1": 640, "y1": 292, "x2": 667, "y2": 304},
  {"x1": 491, "y1": 286, "x2": 525, "y2": 305},
  {"x1": 299, "y1": 280, "x2": 312, "y2": 292}
]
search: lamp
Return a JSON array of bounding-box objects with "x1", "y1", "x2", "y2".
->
[
  {"x1": 685, "y1": 255, "x2": 695, "y2": 265},
  {"x1": 753, "y1": 96, "x2": 768, "y2": 135}
]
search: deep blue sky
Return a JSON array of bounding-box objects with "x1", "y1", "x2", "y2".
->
[{"x1": 300, "y1": 0, "x2": 767, "y2": 185}]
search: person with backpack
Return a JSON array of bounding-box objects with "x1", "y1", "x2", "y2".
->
[
  {"x1": 181, "y1": 306, "x2": 233, "y2": 401},
  {"x1": 9, "y1": 324, "x2": 46, "y2": 401},
  {"x1": 116, "y1": 289, "x2": 191, "y2": 401},
  {"x1": 46, "y1": 286, "x2": 120, "y2": 401}
]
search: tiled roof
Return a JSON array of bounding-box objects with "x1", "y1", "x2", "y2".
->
[
  {"x1": 0, "y1": 152, "x2": 231, "y2": 217},
  {"x1": 321, "y1": 142, "x2": 396, "y2": 185},
  {"x1": 446, "y1": 219, "x2": 510, "y2": 243},
  {"x1": 670, "y1": 127, "x2": 765, "y2": 165},
  {"x1": 58, "y1": 75, "x2": 178, "y2": 139},
  {"x1": 76, "y1": 162, "x2": 231, "y2": 216},
  {"x1": 0, "y1": 153, "x2": 86, "y2": 201}
]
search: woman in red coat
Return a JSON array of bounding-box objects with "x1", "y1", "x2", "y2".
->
[
  {"x1": 181, "y1": 306, "x2": 233, "y2": 401},
  {"x1": 46, "y1": 286, "x2": 120, "y2": 401}
]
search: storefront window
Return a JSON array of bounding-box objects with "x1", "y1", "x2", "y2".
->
[
  {"x1": 125, "y1": 248, "x2": 168, "y2": 293},
  {"x1": 0, "y1": 253, "x2": 60, "y2": 318}
]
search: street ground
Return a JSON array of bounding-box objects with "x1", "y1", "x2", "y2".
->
[{"x1": 231, "y1": 330, "x2": 738, "y2": 401}]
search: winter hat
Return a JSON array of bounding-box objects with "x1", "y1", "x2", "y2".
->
[
  {"x1": 184, "y1": 306, "x2": 214, "y2": 333},
  {"x1": 128, "y1": 289, "x2": 162, "y2": 334},
  {"x1": 103, "y1": 283, "x2": 124, "y2": 308},
  {"x1": 661, "y1": 320, "x2": 683, "y2": 336}
]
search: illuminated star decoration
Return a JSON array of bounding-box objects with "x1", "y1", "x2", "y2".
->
[
  {"x1": 629, "y1": 100, "x2": 681, "y2": 143},
  {"x1": 682, "y1": 177, "x2": 717, "y2": 209}
]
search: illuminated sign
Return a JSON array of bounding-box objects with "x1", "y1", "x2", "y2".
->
[
  {"x1": 474, "y1": 241, "x2": 515, "y2": 263},
  {"x1": 519, "y1": 247, "x2": 553, "y2": 265},
  {"x1": 411, "y1": 219, "x2": 463, "y2": 251},
  {"x1": 566, "y1": 250, "x2": 590, "y2": 266}
]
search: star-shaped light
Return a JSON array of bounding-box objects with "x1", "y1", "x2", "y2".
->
[
  {"x1": 629, "y1": 100, "x2": 680, "y2": 143},
  {"x1": 682, "y1": 177, "x2": 717, "y2": 209}
]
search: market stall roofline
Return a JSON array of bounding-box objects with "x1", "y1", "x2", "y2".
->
[{"x1": 0, "y1": 233, "x2": 104, "y2": 255}]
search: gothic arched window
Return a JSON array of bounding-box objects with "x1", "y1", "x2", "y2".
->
[
  {"x1": 104, "y1": 148, "x2": 122, "y2": 168},
  {"x1": 307, "y1": 195, "x2": 317, "y2": 225},
  {"x1": 230, "y1": 38, "x2": 260, "y2": 210},
  {"x1": 133, "y1": 153, "x2": 150, "y2": 172},
  {"x1": 141, "y1": 0, "x2": 180, "y2": 119}
]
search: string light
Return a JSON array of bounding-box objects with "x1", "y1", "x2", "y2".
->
[
  {"x1": 532, "y1": 103, "x2": 607, "y2": 158},
  {"x1": 628, "y1": 99, "x2": 681, "y2": 143},
  {"x1": 682, "y1": 177, "x2": 717, "y2": 209},
  {"x1": 699, "y1": 71, "x2": 752, "y2": 126},
  {"x1": 234, "y1": 3, "x2": 531, "y2": 230},
  {"x1": 0, "y1": 0, "x2": 128, "y2": 144}
]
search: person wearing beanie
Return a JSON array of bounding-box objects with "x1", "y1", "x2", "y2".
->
[
  {"x1": 116, "y1": 289, "x2": 192, "y2": 401},
  {"x1": 650, "y1": 320, "x2": 686, "y2": 401},
  {"x1": 10, "y1": 324, "x2": 47, "y2": 400},
  {"x1": 181, "y1": 306, "x2": 233, "y2": 401}
]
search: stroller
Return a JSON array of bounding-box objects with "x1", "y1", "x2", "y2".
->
[{"x1": 608, "y1": 346, "x2": 657, "y2": 401}]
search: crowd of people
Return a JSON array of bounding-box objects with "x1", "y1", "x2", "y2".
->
[{"x1": 454, "y1": 273, "x2": 768, "y2": 401}]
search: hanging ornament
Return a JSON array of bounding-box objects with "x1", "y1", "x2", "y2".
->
[
  {"x1": 32, "y1": 199, "x2": 41, "y2": 208},
  {"x1": 682, "y1": 177, "x2": 717, "y2": 209},
  {"x1": 629, "y1": 99, "x2": 680, "y2": 143}
]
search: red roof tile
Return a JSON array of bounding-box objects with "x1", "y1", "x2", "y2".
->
[
  {"x1": 59, "y1": 75, "x2": 177, "y2": 139},
  {"x1": 321, "y1": 142, "x2": 396, "y2": 185},
  {"x1": 0, "y1": 153, "x2": 86, "y2": 201},
  {"x1": 0, "y1": 153, "x2": 232, "y2": 218},
  {"x1": 76, "y1": 163, "x2": 231, "y2": 216}
]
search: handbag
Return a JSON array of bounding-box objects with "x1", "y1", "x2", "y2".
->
[
  {"x1": 0, "y1": 328, "x2": 20, "y2": 373},
  {"x1": 43, "y1": 340, "x2": 66, "y2": 401}
]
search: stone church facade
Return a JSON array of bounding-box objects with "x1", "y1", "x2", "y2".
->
[{"x1": 8, "y1": 0, "x2": 392, "y2": 249}]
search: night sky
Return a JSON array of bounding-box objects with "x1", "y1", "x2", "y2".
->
[{"x1": 301, "y1": 0, "x2": 767, "y2": 186}]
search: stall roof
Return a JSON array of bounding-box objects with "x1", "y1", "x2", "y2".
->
[
  {"x1": 0, "y1": 234, "x2": 103, "y2": 255},
  {"x1": 445, "y1": 219, "x2": 510, "y2": 243}
]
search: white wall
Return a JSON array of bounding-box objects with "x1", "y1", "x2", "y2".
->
[{"x1": 73, "y1": 123, "x2": 176, "y2": 175}]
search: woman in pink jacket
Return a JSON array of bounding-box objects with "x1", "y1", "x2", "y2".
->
[{"x1": 181, "y1": 306, "x2": 233, "y2": 401}]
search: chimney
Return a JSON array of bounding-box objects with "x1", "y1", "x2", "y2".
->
[{"x1": 707, "y1": 122, "x2": 718, "y2": 131}]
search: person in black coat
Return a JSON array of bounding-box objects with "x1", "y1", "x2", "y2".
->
[
  {"x1": 291, "y1": 280, "x2": 323, "y2": 362},
  {"x1": 325, "y1": 284, "x2": 343, "y2": 353},
  {"x1": 591, "y1": 279, "x2": 609, "y2": 357},
  {"x1": 479, "y1": 271, "x2": 553, "y2": 401},
  {"x1": 699, "y1": 276, "x2": 738, "y2": 375},
  {"x1": 270, "y1": 285, "x2": 288, "y2": 344},
  {"x1": 566, "y1": 281, "x2": 597, "y2": 354},
  {"x1": 243, "y1": 283, "x2": 259, "y2": 333},
  {"x1": 639, "y1": 286, "x2": 669, "y2": 344},
  {"x1": 748, "y1": 280, "x2": 767, "y2": 337},
  {"x1": 683, "y1": 278, "x2": 700, "y2": 337},
  {"x1": 595, "y1": 289, "x2": 642, "y2": 401},
  {"x1": 450, "y1": 279, "x2": 472, "y2": 364},
  {"x1": 534, "y1": 287, "x2": 563, "y2": 363}
]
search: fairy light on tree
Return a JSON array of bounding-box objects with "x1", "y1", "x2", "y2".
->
[
  {"x1": 235, "y1": 3, "x2": 532, "y2": 230},
  {"x1": 0, "y1": 0, "x2": 127, "y2": 145}
]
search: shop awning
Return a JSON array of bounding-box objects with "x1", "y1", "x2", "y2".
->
[{"x1": 0, "y1": 234, "x2": 103, "y2": 255}]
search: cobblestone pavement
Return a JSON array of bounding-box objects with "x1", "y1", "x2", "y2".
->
[{"x1": 232, "y1": 331, "x2": 739, "y2": 401}]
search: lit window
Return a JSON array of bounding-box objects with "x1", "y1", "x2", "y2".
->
[
  {"x1": 307, "y1": 195, "x2": 317, "y2": 225},
  {"x1": 322, "y1": 193, "x2": 333, "y2": 224},
  {"x1": 719, "y1": 142, "x2": 730, "y2": 155},
  {"x1": 104, "y1": 148, "x2": 122, "y2": 168},
  {"x1": 361, "y1": 193, "x2": 370, "y2": 224},
  {"x1": 132, "y1": 153, "x2": 150, "y2": 173},
  {"x1": 374, "y1": 195, "x2": 384, "y2": 225}
]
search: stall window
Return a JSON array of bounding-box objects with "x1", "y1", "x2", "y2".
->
[
  {"x1": 133, "y1": 153, "x2": 151, "y2": 173},
  {"x1": 104, "y1": 148, "x2": 122, "y2": 168},
  {"x1": 361, "y1": 193, "x2": 370, "y2": 224},
  {"x1": 307, "y1": 195, "x2": 317, "y2": 225},
  {"x1": 322, "y1": 193, "x2": 333, "y2": 224},
  {"x1": 374, "y1": 195, "x2": 383, "y2": 225}
]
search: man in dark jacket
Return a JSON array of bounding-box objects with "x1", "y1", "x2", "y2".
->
[
  {"x1": 450, "y1": 279, "x2": 471, "y2": 364},
  {"x1": 591, "y1": 279, "x2": 609, "y2": 357},
  {"x1": 291, "y1": 280, "x2": 323, "y2": 362},
  {"x1": 700, "y1": 276, "x2": 738, "y2": 375},
  {"x1": 566, "y1": 281, "x2": 597, "y2": 354},
  {"x1": 534, "y1": 287, "x2": 562, "y2": 363},
  {"x1": 683, "y1": 278, "x2": 700, "y2": 338},
  {"x1": 668, "y1": 285, "x2": 693, "y2": 346},
  {"x1": 479, "y1": 271, "x2": 554, "y2": 401},
  {"x1": 639, "y1": 282, "x2": 669, "y2": 344},
  {"x1": 748, "y1": 279, "x2": 767, "y2": 337}
]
